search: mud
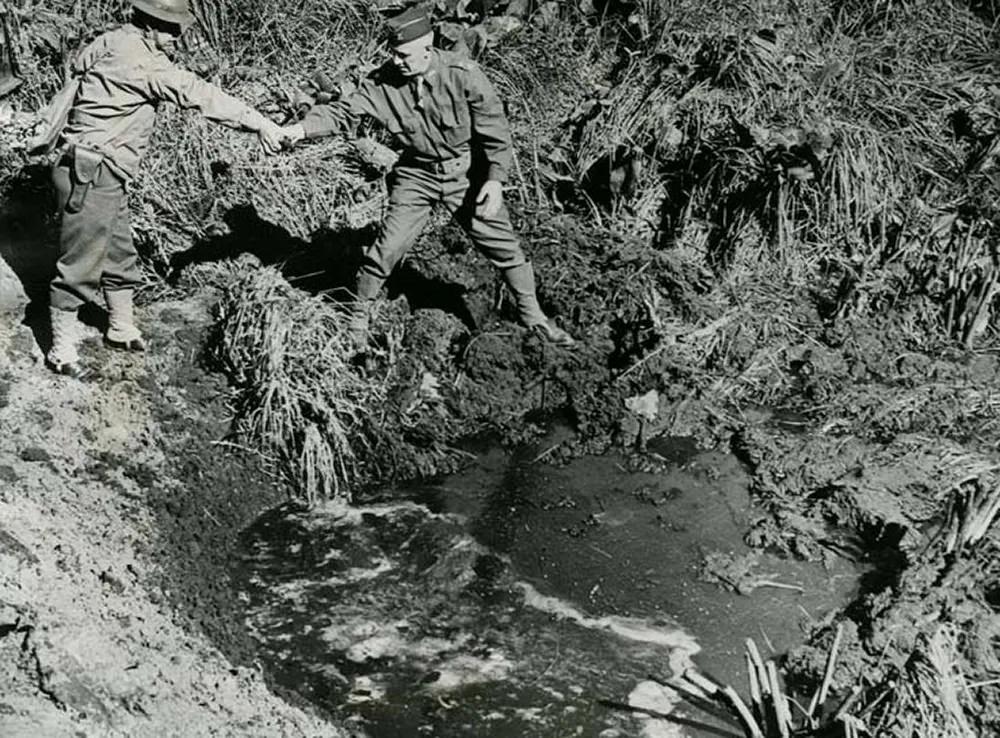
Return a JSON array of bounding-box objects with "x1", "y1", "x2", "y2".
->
[
  {"x1": 0, "y1": 252, "x2": 340, "y2": 736},
  {"x1": 235, "y1": 438, "x2": 862, "y2": 737},
  {"x1": 7, "y1": 8, "x2": 1000, "y2": 734}
]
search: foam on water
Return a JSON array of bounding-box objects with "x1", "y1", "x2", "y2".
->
[
  {"x1": 308, "y1": 499, "x2": 467, "y2": 526},
  {"x1": 516, "y1": 581, "x2": 701, "y2": 678},
  {"x1": 627, "y1": 681, "x2": 688, "y2": 738}
]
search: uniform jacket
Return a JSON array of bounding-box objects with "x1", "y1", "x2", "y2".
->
[
  {"x1": 301, "y1": 50, "x2": 512, "y2": 183},
  {"x1": 63, "y1": 25, "x2": 268, "y2": 181}
]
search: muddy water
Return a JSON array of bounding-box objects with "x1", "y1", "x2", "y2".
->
[{"x1": 235, "y1": 440, "x2": 861, "y2": 737}]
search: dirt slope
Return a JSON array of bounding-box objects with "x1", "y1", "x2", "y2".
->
[{"x1": 0, "y1": 268, "x2": 343, "y2": 737}]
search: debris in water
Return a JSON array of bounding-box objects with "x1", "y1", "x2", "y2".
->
[{"x1": 700, "y1": 550, "x2": 804, "y2": 596}]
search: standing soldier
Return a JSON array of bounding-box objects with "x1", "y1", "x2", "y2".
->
[
  {"x1": 40, "y1": 0, "x2": 284, "y2": 377},
  {"x1": 282, "y1": 6, "x2": 575, "y2": 350}
]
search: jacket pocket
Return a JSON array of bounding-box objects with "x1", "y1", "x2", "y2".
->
[{"x1": 435, "y1": 95, "x2": 469, "y2": 147}]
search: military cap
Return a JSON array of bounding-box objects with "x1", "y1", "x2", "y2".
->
[{"x1": 385, "y1": 5, "x2": 433, "y2": 45}]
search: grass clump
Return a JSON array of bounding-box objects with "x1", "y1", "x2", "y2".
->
[{"x1": 212, "y1": 266, "x2": 382, "y2": 502}]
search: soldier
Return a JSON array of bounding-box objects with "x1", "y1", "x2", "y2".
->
[
  {"x1": 42, "y1": 0, "x2": 285, "y2": 377},
  {"x1": 282, "y1": 6, "x2": 575, "y2": 350}
]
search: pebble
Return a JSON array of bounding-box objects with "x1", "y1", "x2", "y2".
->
[{"x1": 19, "y1": 447, "x2": 50, "y2": 463}]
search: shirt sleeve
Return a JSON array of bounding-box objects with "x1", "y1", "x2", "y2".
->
[
  {"x1": 300, "y1": 81, "x2": 384, "y2": 140},
  {"x1": 464, "y1": 64, "x2": 512, "y2": 183},
  {"x1": 143, "y1": 58, "x2": 270, "y2": 132}
]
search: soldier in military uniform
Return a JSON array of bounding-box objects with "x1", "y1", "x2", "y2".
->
[
  {"x1": 43, "y1": 0, "x2": 284, "y2": 376},
  {"x1": 282, "y1": 6, "x2": 575, "y2": 349}
]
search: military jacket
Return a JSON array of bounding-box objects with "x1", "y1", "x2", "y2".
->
[
  {"x1": 301, "y1": 50, "x2": 512, "y2": 182},
  {"x1": 63, "y1": 25, "x2": 268, "y2": 180}
]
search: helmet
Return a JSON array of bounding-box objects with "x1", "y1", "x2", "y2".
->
[{"x1": 131, "y1": 0, "x2": 196, "y2": 28}]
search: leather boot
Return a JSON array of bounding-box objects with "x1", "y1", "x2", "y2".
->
[
  {"x1": 104, "y1": 288, "x2": 146, "y2": 351},
  {"x1": 503, "y1": 262, "x2": 576, "y2": 348},
  {"x1": 47, "y1": 307, "x2": 88, "y2": 377},
  {"x1": 348, "y1": 272, "x2": 385, "y2": 351}
]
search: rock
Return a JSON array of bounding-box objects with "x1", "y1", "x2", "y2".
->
[
  {"x1": 0, "y1": 527, "x2": 39, "y2": 566},
  {"x1": 625, "y1": 389, "x2": 659, "y2": 423},
  {"x1": 0, "y1": 259, "x2": 27, "y2": 312},
  {"x1": 33, "y1": 644, "x2": 112, "y2": 722},
  {"x1": 19, "y1": 447, "x2": 50, "y2": 463},
  {"x1": 98, "y1": 570, "x2": 126, "y2": 595}
]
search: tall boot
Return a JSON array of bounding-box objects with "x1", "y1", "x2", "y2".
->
[
  {"x1": 104, "y1": 288, "x2": 146, "y2": 351},
  {"x1": 347, "y1": 272, "x2": 385, "y2": 350},
  {"x1": 502, "y1": 262, "x2": 576, "y2": 348},
  {"x1": 47, "y1": 307, "x2": 87, "y2": 377}
]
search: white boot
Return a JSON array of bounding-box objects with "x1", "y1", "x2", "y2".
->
[
  {"x1": 47, "y1": 307, "x2": 87, "y2": 377},
  {"x1": 104, "y1": 288, "x2": 146, "y2": 351}
]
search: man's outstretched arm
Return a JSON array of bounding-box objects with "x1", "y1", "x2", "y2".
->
[
  {"x1": 143, "y1": 61, "x2": 284, "y2": 153},
  {"x1": 282, "y1": 82, "x2": 383, "y2": 145}
]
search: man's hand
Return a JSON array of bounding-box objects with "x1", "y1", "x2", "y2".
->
[
  {"x1": 476, "y1": 180, "x2": 504, "y2": 219},
  {"x1": 258, "y1": 120, "x2": 284, "y2": 155},
  {"x1": 281, "y1": 124, "x2": 306, "y2": 148}
]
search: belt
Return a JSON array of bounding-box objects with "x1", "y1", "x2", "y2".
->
[
  {"x1": 400, "y1": 151, "x2": 471, "y2": 175},
  {"x1": 57, "y1": 145, "x2": 129, "y2": 184}
]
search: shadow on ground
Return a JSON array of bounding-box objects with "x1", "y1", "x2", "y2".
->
[
  {"x1": 170, "y1": 202, "x2": 479, "y2": 329},
  {"x1": 0, "y1": 164, "x2": 59, "y2": 352},
  {"x1": 0, "y1": 163, "x2": 113, "y2": 355}
]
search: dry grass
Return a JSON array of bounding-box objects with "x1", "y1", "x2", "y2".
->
[
  {"x1": 213, "y1": 266, "x2": 386, "y2": 502},
  {"x1": 134, "y1": 108, "x2": 378, "y2": 272},
  {"x1": 554, "y1": 0, "x2": 1000, "y2": 344},
  {"x1": 866, "y1": 625, "x2": 977, "y2": 738}
]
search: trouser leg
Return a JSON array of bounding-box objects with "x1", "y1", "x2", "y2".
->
[
  {"x1": 350, "y1": 167, "x2": 437, "y2": 345},
  {"x1": 359, "y1": 167, "x2": 438, "y2": 292},
  {"x1": 100, "y1": 189, "x2": 140, "y2": 294},
  {"x1": 445, "y1": 175, "x2": 575, "y2": 346},
  {"x1": 48, "y1": 160, "x2": 127, "y2": 373},
  {"x1": 100, "y1": 192, "x2": 144, "y2": 348},
  {"x1": 444, "y1": 176, "x2": 545, "y2": 325},
  {"x1": 49, "y1": 161, "x2": 127, "y2": 312},
  {"x1": 443, "y1": 174, "x2": 527, "y2": 272}
]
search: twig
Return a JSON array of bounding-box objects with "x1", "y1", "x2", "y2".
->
[
  {"x1": 809, "y1": 623, "x2": 844, "y2": 718},
  {"x1": 588, "y1": 544, "x2": 614, "y2": 560},
  {"x1": 833, "y1": 684, "x2": 863, "y2": 720},
  {"x1": 683, "y1": 669, "x2": 720, "y2": 696},
  {"x1": 531, "y1": 444, "x2": 560, "y2": 463},
  {"x1": 968, "y1": 483, "x2": 1000, "y2": 544},
  {"x1": 753, "y1": 579, "x2": 805, "y2": 593},
  {"x1": 202, "y1": 507, "x2": 222, "y2": 527},
  {"x1": 758, "y1": 626, "x2": 776, "y2": 655},
  {"x1": 746, "y1": 639, "x2": 770, "y2": 697},
  {"x1": 966, "y1": 677, "x2": 1000, "y2": 689},
  {"x1": 766, "y1": 660, "x2": 792, "y2": 738},
  {"x1": 721, "y1": 685, "x2": 765, "y2": 738},
  {"x1": 746, "y1": 653, "x2": 764, "y2": 725}
]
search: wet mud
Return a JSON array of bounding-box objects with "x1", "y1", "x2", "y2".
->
[{"x1": 236, "y1": 438, "x2": 862, "y2": 737}]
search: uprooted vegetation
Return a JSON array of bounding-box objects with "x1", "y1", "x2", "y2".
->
[{"x1": 6, "y1": 0, "x2": 1000, "y2": 735}]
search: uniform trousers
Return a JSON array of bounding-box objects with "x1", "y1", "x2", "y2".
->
[
  {"x1": 358, "y1": 164, "x2": 526, "y2": 296},
  {"x1": 50, "y1": 157, "x2": 139, "y2": 312}
]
